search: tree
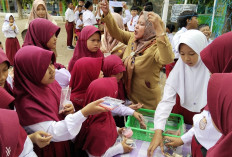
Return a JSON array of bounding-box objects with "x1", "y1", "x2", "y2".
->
[{"x1": 17, "y1": 0, "x2": 23, "y2": 19}]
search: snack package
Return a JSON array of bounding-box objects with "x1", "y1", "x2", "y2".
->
[
  {"x1": 59, "y1": 86, "x2": 72, "y2": 114},
  {"x1": 122, "y1": 127, "x2": 133, "y2": 138},
  {"x1": 99, "y1": 96, "x2": 124, "y2": 111}
]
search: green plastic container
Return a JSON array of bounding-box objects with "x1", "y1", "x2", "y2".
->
[{"x1": 125, "y1": 108, "x2": 185, "y2": 142}]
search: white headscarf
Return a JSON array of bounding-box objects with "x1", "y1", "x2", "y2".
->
[{"x1": 166, "y1": 30, "x2": 210, "y2": 112}]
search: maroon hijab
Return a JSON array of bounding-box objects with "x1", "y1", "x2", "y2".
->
[
  {"x1": 70, "y1": 57, "x2": 103, "y2": 111},
  {"x1": 207, "y1": 73, "x2": 232, "y2": 157},
  {"x1": 103, "y1": 55, "x2": 126, "y2": 100},
  {"x1": 23, "y1": 18, "x2": 60, "y2": 50},
  {"x1": 0, "y1": 109, "x2": 27, "y2": 157},
  {"x1": 76, "y1": 77, "x2": 118, "y2": 156},
  {"x1": 14, "y1": 46, "x2": 61, "y2": 126},
  {"x1": 68, "y1": 26, "x2": 104, "y2": 72},
  {"x1": 201, "y1": 31, "x2": 232, "y2": 73},
  {"x1": 0, "y1": 87, "x2": 14, "y2": 109}
]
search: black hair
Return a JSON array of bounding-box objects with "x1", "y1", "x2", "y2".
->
[
  {"x1": 78, "y1": 5, "x2": 82, "y2": 8},
  {"x1": 114, "y1": 7, "x2": 123, "y2": 14},
  {"x1": 131, "y1": 6, "x2": 139, "y2": 11},
  {"x1": 198, "y1": 24, "x2": 210, "y2": 30},
  {"x1": 144, "y1": 5, "x2": 153, "y2": 11},
  {"x1": 144, "y1": 2, "x2": 153, "y2": 6},
  {"x1": 79, "y1": 0, "x2": 85, "y2": 2},
  {"x1": 67, "y1": 1, "x2": 73, "y2": 5},
  {"x1": 166, "y1": 24, "x2": 175, "y2": 33},
  {"x1": 85, "y1": 1, "x2": 92, "y2": 9},
  {"x1": 177, "y1": 10, "x2": 198, "y2": 28},
  {"x1": 79, "y1": 12, "x2": 83, "y2": 17}
]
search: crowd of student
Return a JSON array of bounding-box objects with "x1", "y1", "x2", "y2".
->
[{"x1": 0, "y1": 0, "x2": 232, "y2": 157}]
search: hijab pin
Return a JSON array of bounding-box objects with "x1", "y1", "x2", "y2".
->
[{"x1": 199, "y1": 116, "x2": 207, "y2": 130}]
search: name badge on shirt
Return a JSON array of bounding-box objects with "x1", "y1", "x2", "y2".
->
[{"x1": 199, "y1": 116, "x2": 207, "y2": 130}]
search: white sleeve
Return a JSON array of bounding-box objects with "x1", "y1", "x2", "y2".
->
[
  {"x1": 14, "y1": 24, "x2": 19, "y2": 34},
  {"x1": 181, "y1": 127, "x2": 194, "y2": 144},
  {"x1": 123, "y1": 10, "x2": 131, "y2": 24},
  {"x1": 19, "y1": 136, "x2": 37, "y2": 157},
  {"x1": 90, "y1": 14, "x2": 97, "y2": 25},
  {"x1": 65, "y1": 9, "x2": 69, "y2": 21},
  {"x1": 2, "y1": 24, "x2": 11, "y2": 32},
  {"x1": 25, "y1": 110, "x2": 87, "y2": 142},
  {"x1": 111, "y1": 105, "x2": 134, "y2": 116},
  {"x1": 102, "y1": 143, "x2": 124, "y2": 157},
  {"x1": 154, "y1": 84, "x2": 177, "y2": 131}
]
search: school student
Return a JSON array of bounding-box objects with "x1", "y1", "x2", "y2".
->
[
  {"x1": 68, "y1": 26, "x2": 103, "y2": 72},
  {"x1": 13, "y1": 46, "x2": 108, "y2": 157},
  {"x1": 198, "y1": 24, "x2": 212, "y2": 45},
  {"x1": 2, "y1": 13, "x2": 20, "y2": 66},
  {"x1": 65, "y1": 2, "x2": 75, "y2": 50},
  {"x1": 75, "y1": 77, "x2": 133, "y2": 157},
  {"x1": 126, "y1": 6, "x2": 139, "y2": 32},
  {"x1": 75, "y1": 12, "x2": 84, "y2": 38},
  {"x1": 83, "y1": 1, "x2": 97, "y2": 27},
  {"x1": 200, "y1": 31, "x2": 232, "y2": 73},
  {"x1": 206, "y1": 73, "x2": 232, "y2": 157},
  {"x1": 74, "y1": 5, "x2": 85, "y2": 22},
  {"x1": 147, "y1": 30, "x2": 210, "y2": 157},
  {"x1": 26, "y1": 0, "x2": 56, "y2": 29}
]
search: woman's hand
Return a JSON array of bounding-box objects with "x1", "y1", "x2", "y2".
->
[
  {"x1": 81, "y1": 99, "x2": 108, "y2": 117},
  {"x1": 99, "y1": 0, "x2": 109, "y2": 16},
  {"x1": 147, "y1": 129, "x2": 164, "y2": 157},
  {"x1": 29, "y1": 131, "x2": 52, "y2": 148},
  {"x1": 147, "y1": 12, "x2": 165, "y2": 36}
]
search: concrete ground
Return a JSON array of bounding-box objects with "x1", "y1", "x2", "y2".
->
[{"x1": 0, "y1": 17, "x2": 74, "y2": 67}]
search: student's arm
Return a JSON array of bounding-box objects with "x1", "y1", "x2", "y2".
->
[
  {"x1": 123, "y1": 9, "x2": 131, "y2": 24},
  {"x1": 25, "y1": 110, "x2": 87, "y2": 142},
  {"x1": 111, "y1": 104, "x2": 134, "y2": 116},
  {"x1": 14, "y1": 24, "x2": 19, "y2": 34},
  {"x1": 148, "y1": 84, "x2": 177, "y2": 157},
  {"x1": 2, "y1": 24, "x2": 11, "y2": 32}
]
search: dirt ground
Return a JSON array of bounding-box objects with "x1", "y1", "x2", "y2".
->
[{"x1": 0, "y1": 17, "x2": 73, "y2": 67}]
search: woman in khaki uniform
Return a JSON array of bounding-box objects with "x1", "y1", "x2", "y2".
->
[{"x1": 100, "y1": 1, "x2": 174, "y2": 109}]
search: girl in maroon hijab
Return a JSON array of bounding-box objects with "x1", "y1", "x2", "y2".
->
[
  {"x1": 75, "y1": 77, "x2": 133, "y2": 156},
  {"x1": 70, "y1": 57, "x2": 104, "y2": 111},
  {"x1": 68, "y1": 25, "x2": 104, "y2": 72},
  {"x1": 200, "y1": 31, "x2": 232, "y2": 73},
  {"x1": 206, "y1": 73, "x2": 232, "y2": 157},
  {"x1": 13, "y1": 46, "x2": 107, "y2": 157},
  {"x1": 23, "y1": 18, "x2": 65, "y2": 69},
  {"x1": 0, "y1": 48, "x2": 14, "y2": 105}
]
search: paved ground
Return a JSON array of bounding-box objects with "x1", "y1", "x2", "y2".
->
[{"x1": 0, "y1": 17, "x2": 74, "y2": 67}]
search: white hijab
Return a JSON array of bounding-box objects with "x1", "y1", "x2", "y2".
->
[{"x1": 166, "y1": 30, "x2": 210, "y2": 112}]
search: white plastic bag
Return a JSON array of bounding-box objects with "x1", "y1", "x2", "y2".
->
[{"x1": 59, "y1": 86, "x2": 72, "y2": 114}]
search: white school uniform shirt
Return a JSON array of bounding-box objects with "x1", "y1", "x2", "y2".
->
[
  {"x1": 19, "y1": 136, "x2": 37, "y2": 157},
  {"x1": 2, "y1": 13, "x2": 19, "y2": 38},
  {"x1": 74, "y1": 10, "x2": 85, "y2": 23},
  {"x1": 208, "y1": 38, "x2": 213, "y2": 45},
  {"x1": 75, "y1": 19, "x2": 84, "y2": 29},
  {"x1": 181, "y1": 110, "x2": 222, "y2": 150},
  {"x1": 127, "y1": 15, "x2": 139, "y2": 32},
  {"x1": 122, "y1": 9, "x2": 131, "y2": 24},
  {"x1": 65, "y1": 8, "x2": 75, "y2": 22},
  {"x1": 83, "y1": 10, "x2": 97, "y2": 27},
  {"x1": 154, "y1": 30, "x2": 210, "y2": 131},
  {"x1": 167, "y1": 33, "x2": 174, "y2": 45},
  {"x1": 171, "y1": 27, "x2": 187, "y2": 59},
  {"x1": 24, "y1": 110, "x2": 87, "y2": 142}
]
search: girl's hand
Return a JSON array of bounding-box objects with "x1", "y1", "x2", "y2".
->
[
  {"x1": 63, "y1": 103, "x2": 75, "y2": 115},
  {"x1": 81, "y1": 99, "x2": 108, "y2": 117},
  {"x1": 163, "y1": 136, "x2": 184, "y2": 147},
  {"x1": 29, "y1": 131, "x2": 52, "y2": 148},
  {"x1": 133, "y1": 111, "x2": 143, "y2": 122},
  {"x1": 129, "y1": 103, "x2": 143, "y2": 110},
  {"x1": 147, "y1": 129, "x2": 164, "y2": 157},
  {"x1": 118, "y1": 127, "x2": 125, "y2": 136},
  {"x1": 99, "y1": 0, "x2": 109, "y2": 16},
  {"x1": 121, "y1": 138, "x2": 133, "y2": 153}
]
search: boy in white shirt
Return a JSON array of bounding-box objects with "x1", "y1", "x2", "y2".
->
[
  {"x1": 83, "y1": 1, "x2": 97, "y2": 27},
  {"x1": 75, "y1": 13, "x2": 84, "y2": 39},
  {"x1": 127, "y1": 6, "x2": 139, "y2": 32},
  {"x1": 65, "y1": 2, "x2": 75, "y2": 50}
]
